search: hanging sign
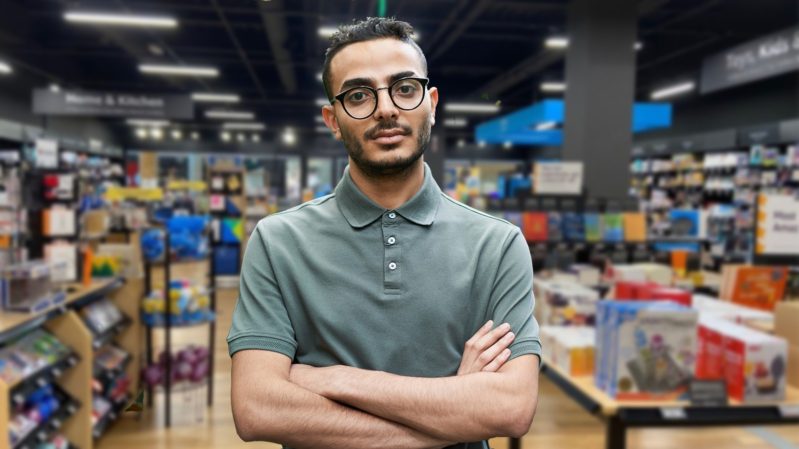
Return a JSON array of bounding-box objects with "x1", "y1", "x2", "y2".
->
[
  {"x1": 33, "y1": 89, "x2": 193, "y2": 119},
  {"x1": 701, "y1": 26, "x2": 799, "y2": 94},
  {"x1": 533, "y1": 161, "x2": 583, "y2": 195}
]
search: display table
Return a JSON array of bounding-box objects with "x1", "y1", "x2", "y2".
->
[{"x1": 508, "y1": 358, "x2": 799, "y2": 449}]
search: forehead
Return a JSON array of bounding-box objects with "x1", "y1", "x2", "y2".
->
[{"x1": 329, "y1": 38, "x2": 424, "y2": 90}]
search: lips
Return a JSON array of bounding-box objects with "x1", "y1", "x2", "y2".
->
[{"x1": 371, "y1": 128, "x2": 408, "y2": 145}]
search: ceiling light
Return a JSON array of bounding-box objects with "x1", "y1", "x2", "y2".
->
[
  {"x1": 192, "y1": 92, "x2": 240, "y2": 103},
  {"x1": 222, "y1": 122, "x2": 265, "y2": 131},
  {"x1": 282, "y1": 128, "x2": 296, "y2": 146},
  {"x1": 536, "y1": 121, "x2": 557, "y2": 131},
  {"x1": 651, "y1": 81, "x2": 695, "y2": 100},
  {"x1": 205, "y1": 110, "x2": 254, "y2": 120},
  {"x1": 150, "y1": 128, "x2": 164, "y2": 140},
  {"x1": 251, "y1": 134, "x2": 261, "y2": 142},
  {"x1": 191, "y1": 131, "x2": 200, "y2": 140},
  {"x1": 315, "y1": 126, "x2": 330, "y2": 133},
  {"x1": 0, "y1": 61, "x2": 12, "y2": 75},
  {"x1": 171, "y1": 129, "x2": 183, "y2": 140},
  {"x1": 318, "y1": 26, "x2": 338, "y2": 38},
  {"x1": 444, "y1": 103, "x2": 500, "y2": 114},
  {"x1": 540, "y1": 82, "x2": 566, "y2": 92},
  {"x1": 314, "y1": 116, "x2": 325, "y2": 124},
  {"x1": 126, "y1": 119, "x2": 170, "y2": 127},
  {"x1": 503, "y1": 141, "x2": 513, "y2": 149},
  {"x1": 64, "y1": 12, "x2": 177, "y2": 28},
  {"x1": 478, "y1": 141, "x2": 486, "y2": 148},
  {"x1": 457, "y1": 139, "x2": 465, "y2": 148},
  {"x1": 316, "y1": 72, "x2": 323, "y2": 83},
  {"x1": 220, "y1": 131, "x2": 231, "y2": 142},
  {"x1": 635, "y1": 42, "x2": 643, "y2": 51},
  {"x1": 545, "y1": 37, "x2": 569, "y2": 49},
  {"x1": 316, "y1": 98, "x2": 330, "y2": 107},
  {"x1": 444, "y1": 118, "x2": 468, "y2": 128},
  {"x1": 135, "y1": 128, "x2": 147, "y2": 139},
  {"x1": 148, "y1": 44, "x2": 164, "y2": 56},
  {"x1": 49, "y1": 83, "x2": 61, "y2": 92},
  {"x1": 237, "y1": 133, "x2": 246, "y2": 142},
  {"x1": 139, "y1": 64, "x2": 218, "y2": 77}
]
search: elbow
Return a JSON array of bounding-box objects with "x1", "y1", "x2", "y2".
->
[
  {"x1": 232, "y1": 394, "x2": 279, "y2": 442},
  {"x1": 502, "y1": 396, "x2": 537, "y2": 439},
  {"x1": 232, "y1": 401, "x2": 259, "y2": 442}
]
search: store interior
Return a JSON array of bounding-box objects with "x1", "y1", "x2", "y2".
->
[{"x1": 1, "y1": 1, "x2": 799, "y2": 448}]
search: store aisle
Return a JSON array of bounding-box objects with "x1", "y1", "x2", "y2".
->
[{"x1": 96, "y1": 289, "x2": 799, "y2": 449}]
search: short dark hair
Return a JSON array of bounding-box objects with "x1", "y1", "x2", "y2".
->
[{"x1": 322, "y1": 17, "x2": 427, "y2": 101}]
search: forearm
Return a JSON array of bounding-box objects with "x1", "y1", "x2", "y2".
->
[
  {"x1": 234, "y1": 377, "x2": 453, "y2": 449},
  {"x1": 321, "y1": 363, "x2": 536, "y2": 442}
]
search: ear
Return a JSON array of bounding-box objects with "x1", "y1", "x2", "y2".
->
[
  {"x1": 321, "y1": 105, "x2": 343, "y2": 141},
  {"x1": 428, "y1": 86, "x2": 439, "y2": 126}
]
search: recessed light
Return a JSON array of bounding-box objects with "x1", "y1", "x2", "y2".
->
[
  {"x1": 540, "y1": 82, "x2": 566, "y2": 92},
  {"x1": 49, "y1": 83, "x2": 61, "y2": 92},
  {"x1": 503, "y1": 141, "x2": 513, "y2": 149},
  {"x1": 283, "y1": 128, "x2": 296, "y2": 146},
  {"x1": 192, "y1": 93, "x2": 240, "y2": 103},
  {"x1": 316, "y1": 98, "x2": 330, "y2": 107},
  {"x1": 457, "y1": 139, "x2": 465, "y2": 148},
  {"x1": 64, "y1": 12, "x2": 178, "y2": 28},
  {"x1": 139, "y1": 64, "x2": 218, "y2": 77},
  {"x1": 444, "y1": 118, "x2": 468, "y2": 128},
  {"x1": 444, "y1": 103, "x2": 499, "y2": 114},
  {"x1": 220, "y1": 131, "x2": 231, "y2": 142},
  {"x1": 150, "y1": 128, "x2": 164, "y2": 140},
  {"x1": 135, "y1": 128, "x2": 147, "y2": 139},
  {"x1": 0, "y1": 61, "x2": 12, "y2": 75},
  {"x1": 171, "y1": 129, "x2": 183, "y2": 140},
  {"x1": 536, "y1": 121, "x2": 557, "y2": 131},
  {"x1": 318, "y1": 26, "x2": 338, "y2": 38},
  {"x1": 126, "y1": 119, "x2": 170, "y2": 127},
  {"x1": 205, "y1": 110, "x2": 254, "y2": 120},
  {"x1": 251, "y1": 134, "x2": 261, "y2": 142},
  {"x1": 191, "y1": 131, "x2": 200, "y2": 140},
  {"x1": 315, "y1": 126, "x2": 330, "y2": 133},
  {"x1": 545, "y1": 37, "x2": 569, "y2": 49},
  {"x1": 222, "y1": 122, "x2": 265, "y2": 131},
  {"x1": 651, "y1": 81, "x2": 695, "y2": 100}
]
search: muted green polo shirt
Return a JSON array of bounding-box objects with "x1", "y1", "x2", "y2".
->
[{"x1": 228, "y1": 163, "x2": 540, "y2": 447}]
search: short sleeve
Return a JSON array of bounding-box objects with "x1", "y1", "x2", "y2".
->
[
  {"x1": 488, "y1": 228, "x2": 541, "y2": 361},
  {"x1": 226, "y1": 220, "x2": 297, "y2": 359}
]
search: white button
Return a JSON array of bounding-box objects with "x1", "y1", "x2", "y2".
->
[
  {"x1": 387, "y1": 236, "x2": 396, "y2": 245},
  {"x1": 388, "y1": 262, "x2": 397, "y2": 270},
  {"x1": 388, "y1": 212, "x2": 396, "y2": 219}
]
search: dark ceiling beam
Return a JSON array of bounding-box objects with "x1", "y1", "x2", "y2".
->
[
  {"x1": 209, "y1": 0, "x2": 267, "y2": 98},
  {"x1": 428, "y1": 0, "x2": 493, "y2": 62},
  {"x1": 637, "y1": 0, "x2": 671, "y2": 16},
  {"x1": 424, "y1": 0, "x2": 469, "y2": 51},
  {"x1": 259, "y1": 0, "x2": 298, "y2": 95},
  {"x1": 641, "y1": 0, "x2": 723, "y2": 35},
  {"x1": 637, "y1": 35, "x2": 722, "y2": 72}
]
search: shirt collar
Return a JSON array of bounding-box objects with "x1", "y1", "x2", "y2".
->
[{"x1": 335, "y1": 163, "x2": 441, "y2": 229}]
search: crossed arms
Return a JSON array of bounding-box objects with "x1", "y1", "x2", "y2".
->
[{"x1": 231, "y1": 322, "x2": 539, "y2": 449}]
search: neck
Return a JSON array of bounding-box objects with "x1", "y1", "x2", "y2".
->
[{"x1": 348, "y1": 158, "x2": 425, "y2": 210}]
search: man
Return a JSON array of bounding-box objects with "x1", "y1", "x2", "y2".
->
[{"x1": 228, "y1": 17, "x2": 541, "y2": 449}]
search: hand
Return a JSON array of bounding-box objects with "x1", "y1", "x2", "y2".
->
[
  {"x1": 457, "y1": 321, "x2": 515, "y2": 375},
  {"x1": 289, "y1": 363, "x2": 333, "y2": 396}
]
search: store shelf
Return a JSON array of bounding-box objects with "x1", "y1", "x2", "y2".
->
[
  {"x1": 91, "y1": 316, "x2": 132, "y2": 350},
  {"x1": 91, "y1": 394, "x2": 129, "y2": 439},
  {"x1": 8, "y1": 352, "x2": 80, "y2": 406},
  {"x1": 93, "y1": 352, "x2": 132, "y2": 381},
  {"x1": 11, "y1": 388, "x2": 80, "y2": 449}
]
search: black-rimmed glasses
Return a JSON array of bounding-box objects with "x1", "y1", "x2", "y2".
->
[{"x1": 332, "y1": 77, "x2": 430, "y2": 120}]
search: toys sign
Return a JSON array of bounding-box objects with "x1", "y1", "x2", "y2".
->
[{"x1": 534, "y1": 161, "x2": 583, "y2": 195}]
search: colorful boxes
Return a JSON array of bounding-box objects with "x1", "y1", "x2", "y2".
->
[
  {"x1": 535, "y1": 280, "x2": 600, "y2": 326},
  {"x1": 541, "y1": 326, "x2": 595, "y2": 377}
]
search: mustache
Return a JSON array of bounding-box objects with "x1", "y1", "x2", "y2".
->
[{"x1": 364, "y1": 120, "x2": 413, "y2": 140}]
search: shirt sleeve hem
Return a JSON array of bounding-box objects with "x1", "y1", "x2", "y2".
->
[
  {"x1": 508, "y1": 339, "x2": 542, "y2": 364},
  {"x1": 227, "y1": 334, "x2": 297, "y2": 359}
]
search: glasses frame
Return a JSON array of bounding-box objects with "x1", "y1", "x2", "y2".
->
[{"x1": 331, "y1": 77, "x2": 430, "y2": 120}]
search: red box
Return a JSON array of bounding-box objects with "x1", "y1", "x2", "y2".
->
[
  {"x1": 613, "y1": 281, "x2": 660, "y2": 300},
  {"x1": 650, "y1": 287, "x2": 692, "y2": 307}
]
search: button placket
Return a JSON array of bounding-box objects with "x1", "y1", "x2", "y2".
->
[{"x1": 382, "y1": 213, "x2": 401, "y2": 292}]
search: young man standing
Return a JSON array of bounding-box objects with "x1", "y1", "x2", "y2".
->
[{"x1": 228, "y1": 17, "x2": 541, "y2": 449}]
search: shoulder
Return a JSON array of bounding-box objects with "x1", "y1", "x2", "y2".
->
[
  {"x1": 437, "y1": 193, "x2": 520, "y2": 239},
  {"x1": 254, "y1": 193, "x2": 338, "y2": 235}
]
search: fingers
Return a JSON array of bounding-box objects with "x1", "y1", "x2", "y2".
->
[
  {"x1": 482, "y1": 348, "x2": 512, "y2": 372},
  {"x1": 465, "y1": 320, "x2": 494, "y2": 347},
  {"x1": 475, "y1": 322, "x2": 512, "y2": 352},
  {"x1": 476, "y1": 331, "x2": 515, "y2": 369}
]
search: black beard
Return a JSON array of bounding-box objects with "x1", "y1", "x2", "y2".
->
[{"x1": 340, "y1": 115, "x2": 432, "y2": 179}]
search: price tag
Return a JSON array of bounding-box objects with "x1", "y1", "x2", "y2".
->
[
  {"x1": 660, "y1": 407, "x2": 686, "y2": 420},
  {"x1": 778, "y1": 404, "x2": 799, "y2": 418},
  {"x1": 689, "y1": 380, "x2": 728, "y2": 407}
]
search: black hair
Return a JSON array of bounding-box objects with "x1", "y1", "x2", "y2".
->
[{"x1": 322, "y1": 17, "x2": 427, "y2": 101}]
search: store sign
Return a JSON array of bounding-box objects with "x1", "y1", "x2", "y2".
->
[
  {"x1": 33, "y1": 89, "x2": 193, "y2": 119},
  {"x1": 701, "y1": 26, "x2": 799, "y2": 94},
  {"x1": 533, "y1": 162, "x2": 583, "y2": 195},
  {"x1": 756, "y1": 193, "x2": 799, "y2": 256}
]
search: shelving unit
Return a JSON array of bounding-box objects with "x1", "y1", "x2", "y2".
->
[
  {"x1": 506, "y1": 359, "x2": 799, "y2": 449},
  {"x1": 0, "y1": 277, "x2": 143, "y2": 449},
  {"x1": 207, "y1": 168, "x2": 246, "y2": 276},
  {"x1": 143, "y1": 228, "x2": 216, "y2": 427}
]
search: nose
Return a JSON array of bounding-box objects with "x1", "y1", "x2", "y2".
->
[{"x1": 372, "y1": 88, "x2": 399, "y2": 121}]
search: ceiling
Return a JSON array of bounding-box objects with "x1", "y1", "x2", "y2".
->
[{"x1": 0, "y1": 0, "x2": 797, "y2": 145}]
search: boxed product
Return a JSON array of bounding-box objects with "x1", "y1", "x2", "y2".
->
[
  {"x1": 567, "y1": 264, "x2": 601, "y2": 287},
  {"x1": 541, "y1": 326, "x2": 595, "y2": 377},
  {"x1": 722, "y1": 323, "x2": 787, "y2": 402},
  {"x1": 535, "y1": 280, "x2": 600, "y2": 326},
  {"x1": 521, "y1": 212, "x2": 548, "y2": 242},
  {"x1": 611, "y1": 263, "x2": 672, "y2": 285},
  {"x1": 721, "y1": 265, "x2": 788, "y2": 311},
  {"x1": 695, "y1": 316, "x2": 728, "y2": 380},
  {"x1": 597, "y1": 301, "x2": 698, "y2": 399},
  {"x1": 1, "y1": 261, "x2": 65, "y2": 312},
  {"x1": 692, "y1": 294, "x2": 774, "y2": 326}
]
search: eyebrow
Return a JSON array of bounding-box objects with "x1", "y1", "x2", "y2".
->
[{"x1": 338, "y1": 71, "x2": 419, "y2": 92}]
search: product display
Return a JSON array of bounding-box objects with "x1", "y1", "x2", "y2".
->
[
  {"x1": 534, "y1": 279, "x2": 599, "y2": 326},
  {"x1": 0, "y1": 260, "x2": 65, "y2": 312},
  {"x1": 540, "y1": 326, "x2": 595, "y2": 376},
  {"x1": 141, "y1": 280, "x2": 214, "y2": 327},
  {"x1": 0, "y1": 329, "x2": 72, "y2": 386}
]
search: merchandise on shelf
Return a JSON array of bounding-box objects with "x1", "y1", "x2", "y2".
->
[
  {"x1": 534, "y1": 279, "x2": 599, "y2": 326},
  {"x1": 80, "y1": 299, "x2": 125, "y2": 335},
  {"x1": 564, "y1": 264, "x2": 601, "y2": 287},
  {"x1": 540, "y1": 326, "x2": 595, "y2": 376},
  {"x1": 140, "y1": 215, "x2": 210, "y2": 261},
  {"x1": 95, "y1": 345, "x2": 130, "y2": 372},
  {"x1": 140, "y1": 345, "x2": 210, "y2": 387},
  {"x1": 141, "y1": 280, "x2": 214, "y2": 326},
  {"x1": 595, "y1": 300, "x2": 698, "y2": 399},
  {"x1": 1, "y1": 260, "x2": 63, "y2": 312},
  {"x1": 610, "y1": 263, "x2": 673, "y2": 285},
  {"x1": 0, "y1": 329, "x2": 72, "y2": 385},
  {"x1": 91, "y1": 254, "x2": 121, "y2": 277},
  {"x1": 720, "y1": 265, "x2": 788, "y2": 311},
  {"x1": 692, "y1": 294, "x2": 774, "y2": 326}
]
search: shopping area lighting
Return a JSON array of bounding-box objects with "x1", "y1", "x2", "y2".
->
[
  {"x1": 444, "y1": 117, "x2": 468, "y2": 128},
  {"x1": 318, "y1": 26, "x2": 338, "y2": 38},
  {"x1": 535, "y1": 121, "x2": 558, "y2": 131},
  {"x1": 237, "y1": 133, "x2": 246, "y2": 142},
  {"x1": 651, "y1": 81, "x2": 695, "y2": 100},
  {"x1": 150, "y1": 128, "x2": 164, "y2": 140},
  {"x1": 135, "y1": 128, "x2": 147, "y2": 139},
  {"x1": 282, "y1": 128, "x2": 297, "y2": 146},
  {"x1": 64, "y1": 11, "x2": 177, "y2": 28},
  {"x1": 222, "y1": 122, "x2": 265, "y2": 131},
  {"x1": 316, "y1": 72, "x2": 323, "y2": 82},
  {"x1": 635, "y1": 42, "x2": 644, "y2": 51},
  {"x1": 316, "y1": 98, "x2": 330, "y2": 107},
  {"x1": 171, "y1": 129, "x2": 183, "y2": 140},
  {"x1": 49, "y1": 83, "x2": 61, "y2": 92},
  {"x1": 314, "y1": 116, "x2": 325, "y2": 124},
  {"x1": 205, "y1": 110, "x2": 254, "y2": 120},
  {"x1": 191, "y1": 93, "x2": 240, "y2": 103},
  {"x1": 126, "y1": 119, "x2": 170, "y2": 127},
  {"x1": 0, "y1": 61, "x2": 12, "y2": 75},
  {"x1": 220, "y1": 131, "x2": 232, "y2": 142},
  {"x1": 315, "y1": 126, "x2": 330, "y2": 133},
  {"x1": 191, "y1": 131, "x2": 200, "y2": 140},
  {"x1": 251, "y1": 134, "x2": 261, "y2": 142},
  {"x1": 139, "y1": 64, "x2": 218, "y2": 77},
  {"x1": 540, "y1": 82, "x2": 566, "y2": 92},
  {"x1": 545, "y1": 37, "x2": 569, "y2": 49},
  {"x1": 444, "y1": 103, "x2": 500, "y2": 114}
]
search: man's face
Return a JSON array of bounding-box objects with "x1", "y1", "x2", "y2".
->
[{"x1": 322, "y1": 38, "x2": 439, "y2": 177}]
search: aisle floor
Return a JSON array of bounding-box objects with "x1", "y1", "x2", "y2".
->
[{"x1": 96, "y1": 288, "x2": 799, "y2": 449}]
